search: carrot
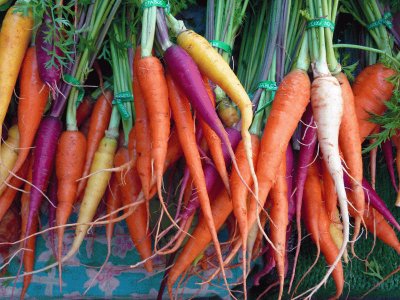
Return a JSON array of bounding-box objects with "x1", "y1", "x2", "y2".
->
[
  {"x1": 294, "y1": 162, "x2": 321, "y2": 295},
  {"x1": 133, "y1": 49, "x2": 152, "y2": 200},
  {"x1": 62, "y1": 135, "x2": 117, "y2": 264},
  {"x1": 318, "y1": 198, "x2": 344, "y2": 300},
  {"x1": 114, "y1": 146, "x2": 153, "y2": 272},
  {"x1": 166, "y1": 73, "x2": 232, "y2": 294},
  {"x1": 249, "y1": 69, "x2": 310, "y2": 233},
  {"x1": 136, "y1": 57, "x2": 170, "y2": 203},
  {"x1": 229, "y1": 134, "x2": 260, "y2": 295},
  {"x1": 76, "y1": 96, "x2": 95, "y2": 128},
  {"x1": 321, "y1": 160, "x2": 337, "y2": 222},
  {"x1": 0, "y1": 4, "x2": 33, "y2": 150},
  {"x1": 0, "y1": 156, "x2": 29, "y2": 221},
  {"x1": 55, "y1": 130, "x2": 87, "y2": 280},
  {"x1": 269, "y1": 155, "x2": 288, "y2": 300},
  {"x1": 76, "y1": 90, "x2": 113, "y2": 199},
  {"x1": 0, "y1": 125, "x2": 20, "y2": 193},
  {"x1": 174, "y1": 28, "x2": 256, "y2": 195},
  {"x1": 337, "y1": 72, "x2": 364, "y2": 241},
  {"x1": 391, "y1": 132, "x2": 400, "y2": 206},
  {"x1": 19, "y1": 160, "x2": 37, "y2": 300},
  {"x1": 353, "y1": 63, "x2": 396, "y2": 142},
  {"x1": 84, "y1": 173, "x2": 121, "y2": 295},
  {"x1": 167, "y1": 129, "x2": 260, "y2": 294},
  {"x1": 348, "y1": 197, "x2": 400, "y2": 254},
  {"x1": 1, "y1": 47, "x2": 49, "y2": 192},
  {"x1": 369, "y1": 127, "x2": 379, "y2": 190},
  {"x1": 200, "y1": 75, "x2": 230, "y2": 193}
]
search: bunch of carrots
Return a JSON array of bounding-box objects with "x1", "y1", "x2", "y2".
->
[{"x1": 0, "y1": 0, "x2": 398, "y2": 299}]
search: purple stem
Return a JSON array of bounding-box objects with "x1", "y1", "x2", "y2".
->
[{"x1": 382, "y1": 139, "x2": 398, "y2": 192}]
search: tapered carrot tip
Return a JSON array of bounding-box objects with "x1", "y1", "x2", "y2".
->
[
  {"x1": 396, "y1": 191, "x2": 400, "y2": 207},
  {"x1": 144, "y1": 260, "x2": 153, "y2": 273}
]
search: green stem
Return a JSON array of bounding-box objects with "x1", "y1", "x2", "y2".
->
[
  {"x1": 295, "y1": 31, "x2": 310, "y2": 72},
  {"x1": 141, "y1": 2, "x2": 157, "y2": 57},
  {"x1": 333, "y1": 44, "x2": 400, "y2": 68},
  {"x1": 323, "y1": 0, "x2": 340, "y2": 73},
  {"x1": 107, "y1": 106, "x2": 121, "y2": 139}
]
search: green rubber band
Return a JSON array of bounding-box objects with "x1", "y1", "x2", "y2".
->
[
  {"x1": 113, "y1": 92, "x2": 133, "y2": 120},
  {"x1": 367, "y1": 12, "x2": 392, "y2": 30},
  {"x1": 141, "y1": 0, "x2": 170, "y2": 13},
  {"x1": 257, "y1": 80, "x2": 278, "y2": 91},
  {"x1": 209, "y1": 40, "x2": 233, "y2": 56},
  {"x1": 306, "y1": 18, "x2": 335, "y2": 31},
  {"x1": 64, "y1": 74, "x2": 85, "y2": 107}
]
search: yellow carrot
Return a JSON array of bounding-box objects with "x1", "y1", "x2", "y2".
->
[
  {"x1": 0, "y1": 5, "x2": 33, "y2": 147},
  {"x1": 0, "y1": 125, "x2": 20, "y2": 195},
  {"x1": 63, "y1": 136, "x2": 117, "y2": 260}
]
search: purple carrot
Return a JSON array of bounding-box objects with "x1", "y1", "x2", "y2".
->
[
  {"x1": 180, "y1": 127, "x2": 241, "y2": 220},
  {"x1": 343, "y1": 174, "x2": 400, "y2": 231},
  {"x1": 286, "y1": 145, "x2": 295, "y2": 222},
  {"x1": 382, "y1": 139, "x2": 398, "y2": 192},
  {"x1": 48, "y1": 172, "x2": 58, "y2": 259},
  {"x1": 36, "y1": 13, "x2": 63, "y2": 98},
  {"x1": 289, "y1": 104, "x2": 317, "y2": 291},
  {"x1": 24, "y1": 116, "x2": 62, "y2": 250}
]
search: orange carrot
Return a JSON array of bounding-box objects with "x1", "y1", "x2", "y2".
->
[
  {"x1": 166, "y1": 72, "x2": 232, "y2": 292},
  {"x1": 249, "y1": 69, "x2": 310, "y2": 231},
  {"x1": 0, "y1": 156, "x2": 30, "y2": 221},
  {"x1": 76, "y1": 90, "x2": 113, "y2": 199},
  {"x1": 200, "y1": 75, "x2": 230, "y2": 193},
  {"x1": 348, "y1": 200, "x2": 400, "y2": 254},
  {"x1": 353, "y1": 63, "x2": 396, "y2": 142},
  {"x1": 337, "y1": 72, "x2": 364, "y2": 240},
  {"x1": 167, "y1": 131, "x2": 260, "y2": 294},
  {"x1": 55, "y1": 130, "x2": 87, "y2": 274},
  {"x1": 269, "y1": 155, "x2": 288, "y2": 300},
  {"x1": 2, "y1": 47, "x2": 49, "y2": 191},
  {"x1": 114, "y1": 145, "x2": 153, "y2": 272},
  {"x1": 318, "y1": 198, "x2": 344, "y2": 299},
  {"x1": 133, "y1": 49, "x2": 152, "y2": 200},
  {"x1": 20, "y1": 161, "x2": 36, "y2": 299},
  {"x1": 229, "y1": 134, "x2": 260, "y2": 294}
]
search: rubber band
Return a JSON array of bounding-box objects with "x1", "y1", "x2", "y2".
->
[
  {"x1": 367, "y1": 12, "x2": 392, "y2": 30},
  {"x1": 209, "y1": 40, "x2": 233, "y2": 56},
  {"x1": 64, "y1": 74, "x2": 85, "y2": 107},
  {"x1": 113, "y1": 91, "x2": 133, "y2": 120},
  {"x1": 257, "y1": 80, "x2": 278, "y2": 91},
  {"x1": 306, "y1": 18, "x2": 335, "y2": 31},
  {"x1": 141, "y1": 0, "x2": 170, "y2": 13}
]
